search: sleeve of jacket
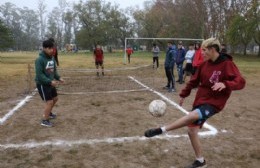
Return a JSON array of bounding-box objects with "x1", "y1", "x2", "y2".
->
[
  {"x1": 181, "y1": 50, "x2": 186, "y2": 63},
  {"x1": 222, "y1": 61, "x2": 246, "y2": 90},
  {"x1": 179, "y1": 66, "x2": 201, "y2": 98},
  {"x1": 169, "y1": 50, "x2": 175, "y2": 68},
  {"x1": 35, "y1": 58, "x2": 52, "y2": 85}
]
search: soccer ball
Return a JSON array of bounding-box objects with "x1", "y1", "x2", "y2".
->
[{"x1": 148, "y1": 100, "x2": 167, "y2": 117}]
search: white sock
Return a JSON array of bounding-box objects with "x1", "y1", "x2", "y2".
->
[
  {"x1": 196, "y1": 157, "x2": 204, "y2": 163},
  {"x1": 161, "y1": 126, "x2": 167, "y2": 133}
]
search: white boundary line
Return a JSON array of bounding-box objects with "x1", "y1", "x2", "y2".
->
[
  {"x1": 59, "y1": 88, "x2": 148, "y2": 95},
  {"x1": 128, "y1": 76, "x2": 218, "y2": 136},
  {"x1": 0, "y1": 89, "x2": 37, "y2": 125},
  {"x1": 0, "y1": 76, "x2": 217, "y2": 149}
]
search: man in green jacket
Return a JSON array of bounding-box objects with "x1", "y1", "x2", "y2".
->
[{"x1": 35, "y1": 39, "x2": 64, "y2": 127}]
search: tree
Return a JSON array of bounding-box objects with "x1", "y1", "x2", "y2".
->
[
  {"x1": 0, "y1": 19, "x2": 14, "y2": 50},
  {"x1": 38, "y1": 0, "x2": 47, "y2": 41},
  {"x1": 227, "y1": 14, "x2": 253, "y2": 55}
]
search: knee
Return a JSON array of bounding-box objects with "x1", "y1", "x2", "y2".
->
[
  {"x1": 46, "y1": 100, "x2": 54, "y2": 106},
  {"x1": 188, "y1": 127, "x2": 199, "y2": 136}
]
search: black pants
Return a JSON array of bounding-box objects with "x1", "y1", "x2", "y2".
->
[
  {"x1": 153, "y1": 57, "x2": 159, "y2": 68},
  {"x1": 165, "y1": 67, "x2": 175, "y2": 88}
]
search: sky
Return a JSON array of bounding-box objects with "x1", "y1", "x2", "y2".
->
[{"x1": 0, "y1": 0, "x2": 144, "y2": 11}]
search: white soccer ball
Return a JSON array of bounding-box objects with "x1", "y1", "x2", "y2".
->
[{"x1": 148, "y1": 100, "x2": 167, "y2": 117}]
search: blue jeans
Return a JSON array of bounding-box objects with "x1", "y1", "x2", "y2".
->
[{"x1": 177, "y1": 63, "x2": 183, "y2": 82}]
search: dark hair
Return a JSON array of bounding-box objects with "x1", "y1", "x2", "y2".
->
[
  {"x1": 153, "y1": 43, "x2": 156, "y2": 47},
  {"x1": 189, "y1": 43, "x2": 194, "y2": 46},
  {"x1": 195, "y1": 43, "x2": 201, "y2": 50},
  {"x1": 48, "y1": 38, "x2": 55, "y2": 43},
  {"x1": 207, "y1": 44, "x2": 220, "y2": 52},
  {"x1": 43, "y1": 40, "x2": 54, "y2": 48},
  {"x1": 167, "y1": 41, "x2": 174, "y2": 44}
]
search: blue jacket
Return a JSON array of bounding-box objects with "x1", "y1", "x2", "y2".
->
[
  {"x1": 164, "y1": 45, "x2": 177, "y2": 68},
  {"x1": 176, "y1": 48, "x2": 186, "y2": 65}
]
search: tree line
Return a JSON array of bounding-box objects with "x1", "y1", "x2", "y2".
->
[{"x1": 0, "y1": 0, "x2": 259, "y2": 55}]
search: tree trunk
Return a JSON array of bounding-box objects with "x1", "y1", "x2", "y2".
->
[
  {"x1": 243, "y1": 44, "x2": 247, "y2": 55},
  {"x1": 258, "y1": 44, "x2": 260, "y2": 57}
]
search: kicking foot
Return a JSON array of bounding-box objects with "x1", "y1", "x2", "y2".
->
[{"x1": 144, "y1": 128, "x2": 162, "y2": 137}]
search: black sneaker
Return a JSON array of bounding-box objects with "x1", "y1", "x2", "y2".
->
[
  {"x1": 144, "y1": 128, "x2": 162, "y2": 137},
  {"x1": 163, "y1": 85, "x2": 170, "y2": 89},
  {"x1": 41, "y1": 120, "x2": 53, "y2": 127},
  {"x1": 49, "y1": 112, "x2": 56, "y2": 119},
  {"x1": 168, "y1": 87, "x2": 176, "y2": 92},
  {"x1": 186, "y1": 160, "x2": 207, "y2": 168}
]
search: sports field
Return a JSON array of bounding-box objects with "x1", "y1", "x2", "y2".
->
[{"x1": 0, "y1": 51, "x2": 259, "y2": 168}]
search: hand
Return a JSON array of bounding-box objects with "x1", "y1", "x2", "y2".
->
[
  {"x1": 211, "y1": 82, "x2": 226, "y2": 91},
  {"x1": 179, "y1": 97, "x2": 185, "y2": 106},
  {"x1": 59, "y1": 78, "x2": 65, "y2": 84},
  {"x1": 51, "y1": 80, "x2": 59, "y2": 87}
]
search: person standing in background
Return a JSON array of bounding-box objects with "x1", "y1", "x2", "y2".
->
[
  {"x1": 126, "y1": 46, "x2": 134, "y2": 64},
  {"x1": 152, "y1": 43, "x2": 160, "y2": 68},
  {"x1": 93, "y1": 44, "x2": 104, "y2": 76},
  {"x1": 49, "y1": 38, "x2": 59, "y2": 66},
  {"x1": 192, "y1": 42, "x2": 204, "y2": 75},
  {"x1": 176, "y1": 42, "x2": 186, "y2": 84}
]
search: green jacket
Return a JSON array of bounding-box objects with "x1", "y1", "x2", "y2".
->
[{"x1": 35, "y1": 51, "x2": 60, "y2": 85}]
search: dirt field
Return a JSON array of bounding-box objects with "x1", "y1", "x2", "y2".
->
[{"x1": 0, "y1": 52, "x2": 259, "y2": 168}]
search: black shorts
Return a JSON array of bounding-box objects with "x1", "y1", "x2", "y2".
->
[
  {"x1": 95, "y1": 61, "x2": 103, "y2": 66},
  {"x1": 184, "y1": 63, "x2": 193, "y2": 73},
  {"x1": 189, "y1": 104, "x2": 217, "y2": 128},
  {"x1": 37, "y1": 84, "x2": 57, "y2": 101}
]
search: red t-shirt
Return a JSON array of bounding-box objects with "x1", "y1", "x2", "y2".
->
[
  {"x1": 180, "y1": 53, "x2": 245, "y2": 112},
  {"x1": 126, "y1": 48, "x2": 133, "y2": 55},
  {"x1": 94, "y1": 48, "x2": 103, "y2": 61}
]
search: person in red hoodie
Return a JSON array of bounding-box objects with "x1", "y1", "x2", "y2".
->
[
  {"x1": 126, "y1": 46, "x2": 133, "y2": 64},
  {"x1": 144, "y1": 38, "x2": 245, "y2": 168},
  {"x1": 192, "y1": 42, "x2": 203, "y2": 75},
  {"x1": 93, "y1": 44, "x2": 104, "y2": 76}
]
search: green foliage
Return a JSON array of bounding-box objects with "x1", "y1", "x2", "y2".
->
[
  {"x1": 74, "y1": 0, "x2": 134, "y2": 49},
  {"x1": 0, "y1": 19, "x2": 14, "y2": 50}
]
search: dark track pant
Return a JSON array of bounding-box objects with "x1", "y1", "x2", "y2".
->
[
  {"x1": 153, "y1": 57, "x2": 159, "y2": 68},
  {"x1": 165, "y1": 67, "x2": 175, "y2": 88}
]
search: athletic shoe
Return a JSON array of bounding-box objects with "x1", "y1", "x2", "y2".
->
[
  {"x1": 163, "y1": 85, "x2": 170, "y2": 89},
  {"x1": 168, "y1": 87, "x2": 176, "y2": 92},
  {"x1": 144, "y1": 128, "x2": 162, "y2": 137},
  {"x1": 41, "y1": 120, "x2": 53, "y2": 127},
  {"x1": 186, "y1": 160, "x2": 207, "y2": 168},
  {"x1": 49, "y1": 112, "x2": 56, "y2": 119}
]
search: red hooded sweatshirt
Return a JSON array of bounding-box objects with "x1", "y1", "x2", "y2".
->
[{"x1": 180, "y1": 53, "x2": 246, "y2": 112}]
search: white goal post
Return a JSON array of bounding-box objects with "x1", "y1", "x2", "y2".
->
[{"x1": 124, "y1": 37, "x2": 204, "y2": 64}]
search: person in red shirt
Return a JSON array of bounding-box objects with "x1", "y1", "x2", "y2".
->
[
  {"x1": 93, "y1": 44, "x2": 104, "y2": 76},
  {"x1": 126, "y1": 47, "x2": 133, "y2": 64},
  {"x1": 144, "y1": 38, "x2": 245, "y2": 168},
  {"x1": 192, "y1": 42, "x2": 204, "y2": 74},
  {"x1": 49, "y1": 38, "x2": 59, "y2": 66}
]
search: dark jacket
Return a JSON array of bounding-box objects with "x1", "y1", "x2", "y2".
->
[
  {"x1": 176, "y1": 48, "x2": 186, "y2": 65},
  {"x1": 164, "y1": 45, "x2": 177, "y2": 69},
  {"x1": 35, "y1": 51, "x2": 60, "y2": 85}
]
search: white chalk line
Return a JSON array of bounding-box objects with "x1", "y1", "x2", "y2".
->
[
  {"x1": 58, "y1": 65, "x2": 150, "y2": 72},
  {"x1": 0, "y1": 133, "x2": 218, "y2": 149},
  {"x1": 0, "y1": 76, "x2": 217, "y2": 149},
  {"x1": 128, "y1": 76, "x2": 218, "y2": 136},
  {"x1": 59, "y1": 88, "x2": 148, "y2": 95},
  {"x1": 0, "y1": 89, "x2": 37, "y2": 125}
]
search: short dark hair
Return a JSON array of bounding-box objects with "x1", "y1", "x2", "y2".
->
[
  {"x1": 43, "y1": 40, "x2": 54, "y2": 48},
  {"x1": 208, "y1": 44, "x2": 220, "y2": 52},
  {"x1": 167, "y1": 41, "x2": 174, "y2": 44},
  {"x1": 48, "y1": 38, "x2": 55, "y2": 43},
  {"x1": 153, "y1": 43, "x2": 156, "y2": 46}
]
